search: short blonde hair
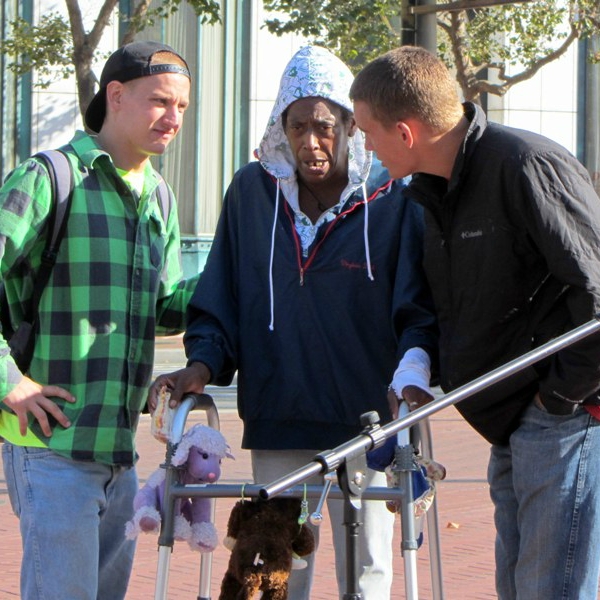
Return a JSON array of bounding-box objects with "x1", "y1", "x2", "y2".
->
[{"x1": 350, "y1": 46, "x2": 463, "y2": 133}]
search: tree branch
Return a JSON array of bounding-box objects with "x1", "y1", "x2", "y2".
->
[
  {"x1": 412, "y1": 0, "x2": 532, "y2": 15},
  {"x1": 496, "y1": 27, "x2": 578, "y2": 89},
  {"x1": 63, "y1": 0, "x2": 119, "y2": 123},
  {"x1": 63, "y1": 0, "x2": 86, "y2": 48},
  {"x1": 468, "y1": 27, "x2": 578, "y2": 98},
  {"x1": 448, "y1": 11, "x2": 482, "y2": 102},
  {"x1": 121, "y1": 0, "x2": 153, "y2": 45},
  {"x1": 87, "y1": 0, "x2": 120, "y2": 50}
]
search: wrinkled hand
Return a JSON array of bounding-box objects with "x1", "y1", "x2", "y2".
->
[
  {"x1": 147, "y1": 362, "x2": 211, "y2": 413},
  {"x1": 3, "y1": 376, "x2": 75, "y2": 437},
  {"x1": 387, "y1": 384, "x2": 434, "y2": 419}
]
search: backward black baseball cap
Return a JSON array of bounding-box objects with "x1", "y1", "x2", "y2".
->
[{"x1": 84, "y1": 41, "x2": 191, "y2": 133}]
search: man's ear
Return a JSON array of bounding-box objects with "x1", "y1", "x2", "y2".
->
[
  {"x1": 105, "y1": 81, "x2": 125, "y2": 112},
  {"x1": 396, "y1": 121, "x2": 415, "y2": 148}
]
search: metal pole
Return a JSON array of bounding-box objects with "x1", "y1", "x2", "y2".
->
[
  {"x1": 419, "y1": 420, "x2": 445, "y2": 600},
  {"x1": 261, "y1": 316, "x2": 600, "y2": 499},
  {"x1": 396, "y1": 403, "x2": 420, "y2": 600},
  {"x1": 154, "y1": 394, "x2": 218, "y2": 600},
  {"x1": 411, "y1": 0, "x2": 532, "y2": 13},
  {"x1": 416, "y1": 0, "x2": 437, "y2": 53},
  {"x1": 376, "y1": 316, "x2": 600, "y2": 443}
]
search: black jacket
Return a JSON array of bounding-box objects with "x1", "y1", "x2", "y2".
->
[{"x1": 407, "y1": 103, "x2": 600, "y2": 445}]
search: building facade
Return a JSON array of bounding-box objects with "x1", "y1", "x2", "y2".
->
[{"x1": 1, "y1": 1, "x2": 598, "y2": 275}]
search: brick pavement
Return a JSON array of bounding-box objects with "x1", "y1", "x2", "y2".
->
[{"x1": 0, "y1": 336, "x2": 505, "y2": 599}]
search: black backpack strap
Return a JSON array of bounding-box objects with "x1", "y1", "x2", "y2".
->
[
  {"x1": 27, "y1": 150, "x2": 74, "y2": 316},
  {"x1": 155, "y1": 174, "x2": 173, "y2": 225},
  {"x1": 7, "y1": 150, "x2": 73, "y2": 372},
  {"x1": 0, "y1": 282, "x2": 14, "y2": 341}
]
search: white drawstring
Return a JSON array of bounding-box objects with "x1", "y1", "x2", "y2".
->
[
  {"x1": 362, "y1": 182, "x2": 374, "y2": 281},
  {"x1": 268, "y1": 181, "x2": 281, "y2": 330}
]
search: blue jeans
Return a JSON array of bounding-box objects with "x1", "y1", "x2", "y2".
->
[
  {"x1": 488, "y1": 403, "x2": 600, "y2": 600},
  {"x1": 252, "y1": 449, "x2": 394, "y2": 600},
  {"x1": 2, "y1": 443, "x2": 138, "y2": 600}
]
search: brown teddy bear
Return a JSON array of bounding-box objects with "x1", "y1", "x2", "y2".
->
[{"x1": 219, "y1": 497, "x2": 315, "y2": 599}]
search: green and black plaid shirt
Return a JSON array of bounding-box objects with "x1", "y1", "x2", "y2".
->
[{"x1": 0, "y1": 131, "x2": 199, "y2": 465}]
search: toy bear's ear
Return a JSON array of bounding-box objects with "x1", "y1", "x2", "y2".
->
[{"x1": 226, "y1": 500, "x2": 244, "y2": 537}]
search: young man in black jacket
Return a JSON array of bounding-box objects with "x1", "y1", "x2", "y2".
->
[{"x1": 350, "y1": 45, "x2": 600, "y2": 599}]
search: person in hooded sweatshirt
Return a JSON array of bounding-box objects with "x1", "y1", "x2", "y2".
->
[{"x1": 148, "y1": 45, "x2": 438, "y2": 599}]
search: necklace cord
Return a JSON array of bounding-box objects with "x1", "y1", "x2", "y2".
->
[{"x1": 299, "y1": 178, "x2": 329, "y2": 212}]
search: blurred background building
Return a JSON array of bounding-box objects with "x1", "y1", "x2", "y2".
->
[{"x1": 0, "y1": 0, "x2": 597, "y2": 277}]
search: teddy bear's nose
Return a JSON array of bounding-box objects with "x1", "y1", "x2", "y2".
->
[{"x1": 206, "y1": 472, "x2": 218, "y2": 482}]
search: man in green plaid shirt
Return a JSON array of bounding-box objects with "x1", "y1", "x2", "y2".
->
[{"x1": 0, "y1": 41, "x2": 197, "y2": 599}]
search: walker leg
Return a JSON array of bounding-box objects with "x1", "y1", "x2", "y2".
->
[
  {"x1": 154, "y1": 547, "x2": 173, "y2": 600},
  {"x1": 152, "y1": 394, "x2": 220, "y2": 600},
  {"x1": 398, "y1": 466, "x2": 420, "y2": 600},
  {"x1": 338, "y1": 458, "x2": 363, "y2": 600},
  {"x1": 419, "y1": 418, "x2": 445, "y2": 600},
  {"x1": 197, "y1": 497, "x2": 215, "y2": 600}
]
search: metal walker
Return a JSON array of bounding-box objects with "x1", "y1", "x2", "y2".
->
[
  {"x1": 151, "y1": 394, "x2": 444, "y2": 599},
  {"x1": 152, "y1": 317, "x2": 600, "y2": 599}
]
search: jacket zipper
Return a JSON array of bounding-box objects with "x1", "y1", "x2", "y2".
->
[{"x1": 282, "y1": 184, "x2": 388, "y2": 286}]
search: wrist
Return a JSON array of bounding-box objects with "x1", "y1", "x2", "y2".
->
[{"x1": 189, "y1": 361, "x2": 212, "y2": 386}]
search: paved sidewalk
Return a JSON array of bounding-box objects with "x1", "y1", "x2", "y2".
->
[{"x1": 0, "y1": 336, "x2": 499, "y2": 599}]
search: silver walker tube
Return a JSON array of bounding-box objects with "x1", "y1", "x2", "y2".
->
[
  {"x1": 261, "y1": 318, "x2": 600, "y2": 499},
  {"x1": 419, "y1": 418, "x2": 444, "y2": 600},
  {"x1": 375, "y1": 316, "x2": 600, "y2": 443},
  {"x1": 154, "y1": 393, "x2": 220, "y2": 600}
]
